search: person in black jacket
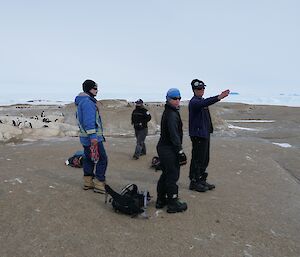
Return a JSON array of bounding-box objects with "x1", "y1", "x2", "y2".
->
[
  {"x1": 189, "y1": 79, "x2": 230, "y2": 192},
  {"x1": 131, "y1": 99, "x2": 151, "y2": 160},
  {"x1": 155, "y1": 88, "x2": 188, "y2": 213}
]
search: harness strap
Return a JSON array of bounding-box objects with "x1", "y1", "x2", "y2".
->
[{"x1": 76, "y1": 109, "x2": 103, "y2": 137}]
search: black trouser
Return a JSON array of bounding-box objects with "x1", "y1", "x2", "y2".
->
[
  {"x1": 134, "y1": 128, "x2": 148, "y2": 157},
  {"x1": 156, "y1": 145, "x2": 180, "y2": 199},
  {"x1": 189, "y1": 136, "x2": 210, "y2": 182}
]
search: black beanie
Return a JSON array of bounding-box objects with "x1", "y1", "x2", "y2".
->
[
  {"x1": 191, "y1": 79, "x2": 206, "y2": 90},
  {"x1": 82, "y1": 79, "x2": 97, "y2": 93}
]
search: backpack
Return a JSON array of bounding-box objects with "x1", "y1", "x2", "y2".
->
[
  {"x1": 65, "y1": 151, "x2": 84, "y2": 168},
  {"x1": 105, "y1": 184, "x2": 151, "y2": 217},
  {"x1": 151, "y1": 156, "x2": 162, "y2": 171}
]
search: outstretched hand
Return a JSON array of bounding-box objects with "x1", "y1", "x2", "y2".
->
[{"x1": 218, "y1": 89, "x2": 230, "y2": 100}]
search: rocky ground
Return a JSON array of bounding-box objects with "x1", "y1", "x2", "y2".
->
[{"x1": 0, "y1": 101, "x2": 299, "y2": 257}]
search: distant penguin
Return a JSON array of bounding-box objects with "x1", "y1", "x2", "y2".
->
[
  {"x1": 41, "y1": 111, "x2": 45, "y2": 117},
  {"x1": 42, "y1": 118, "x2": 51, "y2": 123},
  {"x1": 12, "y1": 120, "x2": 17, "y2": 126},
  {"x1": 16, "y1": 118, "x2": 21, "y2": 126},
  {"x1": 24, "y1": 120, "x2": 32, "y2": 128},
  {"x1": 18, "y1": 122, "x2": 24, "y2": 128}
]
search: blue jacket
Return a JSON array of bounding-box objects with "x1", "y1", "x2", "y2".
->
[
  {"x1": 188, "y1": 95, "x2": 220, "y2": 138},
  {"x1": 75, "y1": 92, "x2": 104, "y2": 146}
]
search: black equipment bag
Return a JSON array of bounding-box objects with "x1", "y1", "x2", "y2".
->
[{"x1": 105, "y1": 184, "x2": 151, "y2": 217}]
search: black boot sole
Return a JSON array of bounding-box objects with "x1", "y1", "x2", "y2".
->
[
  {"x1": 189, "y1": 186, "x2": 208, "y2": 192},
  {"x1": 167, "y1": 207, "x2": 188, "y2": 213}
]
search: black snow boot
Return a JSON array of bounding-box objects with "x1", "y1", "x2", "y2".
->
[
  {"x1": 167, "y1": 197, "x2": 187, "y2": 213},
  {"x1": 200, "y1": 181, "x2": 215, "y2": 190},
  {"x1": 189, "y1": 180, "x2": 208, "y2": 192},
  {"x1": 200, "y1": 173, "x2": 215, "y2": 190},
  {"x1": 155, "y1": 198, "x2": 167, "y2": 209}
]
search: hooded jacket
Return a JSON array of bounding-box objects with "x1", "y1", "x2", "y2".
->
[
  {"x1": 75, "y1": 92, "x2": 104, "y2": 146},
  {"x1": 188, "y1": 95, "x2": 220, "y2": 138}
]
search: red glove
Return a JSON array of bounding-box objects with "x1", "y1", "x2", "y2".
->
[{"x1": 90, "y1": 139, "x2": 99, "y2": 163}]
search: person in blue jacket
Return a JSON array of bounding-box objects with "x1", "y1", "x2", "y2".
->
[
  {"x1": 189, "y1": 79, "x2": 229, "y2": 192},
  {"x1": 75, "y1": 79, "x2": 108, "y2": 194}
]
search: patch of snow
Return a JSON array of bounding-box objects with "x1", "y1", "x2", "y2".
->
[
  {"x1": 228, "y1": 124, "x2": 260, "y2": 131},
  {"x1": 226, "y1": 120, "x2": 275, "y2": 123},
  {"x1": 15, "y1": 178, "x2": 23, "y2": 184},
  {"x1": 193, "y1": 236, "x2": 202, "y2": 241},
  {"x1": 272, "y1": 142, "x2": 292, "y2": 148},
  {"x1": 155, "y1": 210, "x2": 163, "y2": 217},
  {"x1": 208, "y1": 233, "x2": 216, "y2": 240}
]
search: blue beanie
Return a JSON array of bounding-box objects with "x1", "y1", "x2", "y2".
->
[{"x1": 166, "y1": 88, "x2": 181, "y2": 100}]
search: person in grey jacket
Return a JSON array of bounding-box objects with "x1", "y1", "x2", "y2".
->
[
  {"x1": 131, "y1": 99, "x2": 151, "y2": 160},
  {"x1": 189, "y1": 79, "x2": 229, "y2": 192}
]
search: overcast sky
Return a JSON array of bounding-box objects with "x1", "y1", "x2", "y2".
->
[{"x1": 1, "y1": 0, "x2": 299, "y2": 102}]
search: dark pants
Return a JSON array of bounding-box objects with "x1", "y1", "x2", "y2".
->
[
  {"x1": 157, "y1": 145, "x2": 180, "y2": 199},
  {"x1": 134, "y1": 128, "x2": 148, "y2": 157},
  {"x1": 83, "y1": 141, "x2": 108, "y2": 182},
  {"x1": 189, "y1": 136, "x2": 210, "y2": 182}
]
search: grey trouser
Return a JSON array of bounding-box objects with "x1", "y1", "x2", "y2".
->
[{"x1": 134, "y1": 128, "x2": 148, "y2": 157}]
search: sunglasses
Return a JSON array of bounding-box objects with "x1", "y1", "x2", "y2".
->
[
  {"x1": 171, "y1": 97, "x2": 181, "y2": 100},
  {"x1": 92, "y1": 87, "x2": 98, "y2": 90},
  {"x1": 195, "y1": 87, "x2": 205, "y2": 90}
]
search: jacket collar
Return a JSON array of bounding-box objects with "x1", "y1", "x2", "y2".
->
[
  {"x1": 165, "y1": 101, "x2": 180, "y2": 111},
  {"x1": 78, "y1": 92, "x2": 97, "y2": 103}
]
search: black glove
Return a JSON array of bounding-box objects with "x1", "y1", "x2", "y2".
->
[{"x1": 178, "y1": 150, "x2": 187, "y2": 166}]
